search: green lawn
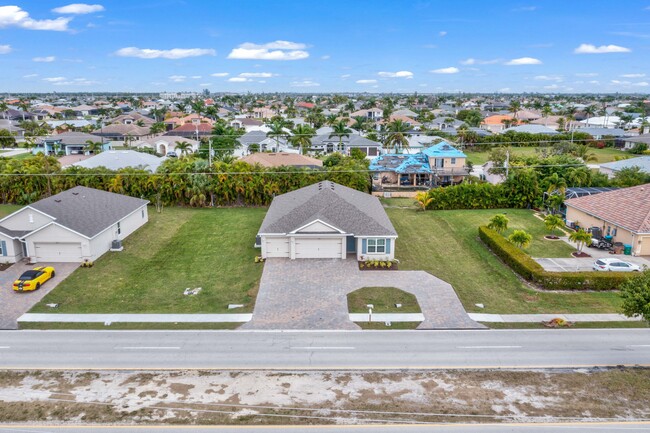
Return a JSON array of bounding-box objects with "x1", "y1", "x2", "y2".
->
[
  {"x1": 30, "y1": 207, "x2": 267, "y2": 314},
  {"x1": 347, "y1": 287, "x2": 421, "y2": 313},
  {"x1": 0, "y1": 204, "x2": 22, "y2": 217},
  {"x1": 465, "y1": 147, "x2": 630, "y2": 166},
  {"x1": 387, "y1": 207, "x2": 622, "y2": 314}
]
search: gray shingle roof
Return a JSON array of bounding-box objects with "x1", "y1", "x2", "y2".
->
[
  {"x1": 258, "y1": 181, "x2": 397, "y2": 237},
  {"x1": 600, "y1": 156, "x2": 650, "y2": 174},
  {"x1": 29, "y1": 186, "x2": 149, "y2": 238}
]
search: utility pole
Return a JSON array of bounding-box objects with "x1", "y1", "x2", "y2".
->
[{"x1": 505, "y1": 149, "x2": 510, "y2": 178}]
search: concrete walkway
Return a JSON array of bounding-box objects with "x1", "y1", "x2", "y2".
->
[
  {"x1": 0, "y1": 148, "x2": 30, "y2": 157},
  {"x1": 469, "y1": 313, "x2": 642, "y2": 323}
]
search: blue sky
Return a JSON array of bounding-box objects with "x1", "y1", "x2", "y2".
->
[{"x1": 1, "y1": 0, "x2": 650, "y2": 93}]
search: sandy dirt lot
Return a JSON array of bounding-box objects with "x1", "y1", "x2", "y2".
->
[{"x1": 0, "y1": 368, "x2": 649, "y2": 425}]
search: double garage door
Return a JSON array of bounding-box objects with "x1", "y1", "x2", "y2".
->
[
  {"x1": 265, "y1": 237, "x2": 343, "y2": 259},
  {"x1": 34, "y1": 242, "x2": 82, "y2": 263}
]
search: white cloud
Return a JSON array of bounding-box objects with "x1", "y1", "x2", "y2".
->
[
  {"x1": 238, "y1": 72, "x2": 275, "y2": 78},
  {"x1": 378, "y1": 70, "x2": 414, "y2": 79},
  {"x1": 636, "y1": 81, "x2": 649, "y2": 86},
  {"x1": 621, "y1": 73, "x2": 646, "y2": 78},
  {"x1": 0, "y1": 5, "x2": 71, "y2": 31},
  {"x1": 505, "y1": 57, "x2": 542, "y2": 65},
  {"x1": 228, "y1": 77, "x2": 251, "y2": 82},
  {"x1": 575, "y1": 72, "x2": 598, "y2": 77},
  {"x1": 321, "y1": 55, "x2": 330, "y2": 60},
  {"x1": 574, "y1": 43, "x2": 631, "y2": 54},
  {"x1": 227, "y1": 40, "x2": 309, "y2": 60},
  {"x1": 512, "y1": 6, "x2": 537, "y2": 11},
  {"x1": 52, "y1": 3, "x2": 105, "y2": 14},
  {"x1": 341, "y1": 74, "x2": 351, "y2": 79},
  {"x1": 534, "y1": 75, "x2": 563, "y2": 82},
  {"x1": 43, "y1": 76, "x2": 66, "y2": 82},
  {"x1": 439, "y1": 31, "x2": 447, "y2": 36},
  {"x1": 190, "y1": 75, "x2": 202, "y2": 79},
  {"x1": 199, "y1": 83, "x2": 212, "y2": 87},
  {"x1": 52, "y1": 77, "x2": 98, "y2": 86},
  {"x1": 168, "y1": 75, "x2": 186, "y2": 82},
  {"x1": 460, "y1": 58, "x2": 499, "y2": 65},
  {"x1": 543, "y1": 84, "x2": 560, "y2": 90},
  {"x1": 588, "y1": 80, "x2": 600, "y2": 84},
  {"x1": 33, "y1": 56, "x2": 56, "y2": 62},
  {"x1": 291, "y1": 80, "x2": 320, "y2": 87},
  {"x1": 430, "y1": 67, "x2": 459, "y2": 74},
  {"x1": 115, "y1": 47, "x2": 216, "y2": 59},
  {"x1": 356, "y1": 79, "x2": 377, "y2": 84},
  {"x1": 0, "y1": 44, "x2": 11, "y2": 54},
  {"x1": 23, "y1": 73, "x2": 38, "y2": 78},
  {"x1": 210, "y1": 72, "x2": 229, "y2": 77}
]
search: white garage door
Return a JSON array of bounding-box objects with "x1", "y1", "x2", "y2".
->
[
  {"x1": 295, "y1": 237, "x2": 343, "y2": 259},
  {"x1": 640, "y1": 237, "x2": 650, "y2": 256},
  {"x1": 34, "y1": 242, "x2": 82, "y2": 263},
  {"x1": 265, "y1": 238, "x2": 290, "y2": 258}
]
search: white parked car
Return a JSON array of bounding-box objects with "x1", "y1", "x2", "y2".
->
[{"x1": 593, "y1": 258, "x2": 641, "y2": 272}]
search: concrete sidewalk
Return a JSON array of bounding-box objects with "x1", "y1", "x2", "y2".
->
[
  {"x1": 18, "y1": 313, "x2": 252, "y2": 324},
  {"x1": 469, "y1": 313, "x2": 642, "y2": 323},
  {"x1": 349, "y1": 313, "x2": 424, "y2": 323}
]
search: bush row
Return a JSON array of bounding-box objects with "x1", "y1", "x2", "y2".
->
[{"x1": 478, "y1": 225, "x2": 630, "y2": 291}]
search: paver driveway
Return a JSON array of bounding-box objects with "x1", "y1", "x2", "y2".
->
[
  {"x1": 242, "y1": 258, "x2": 483, "y2": 330},
  {"x1": 0, "y1": 262, "x2": 79, "y2": 329}
]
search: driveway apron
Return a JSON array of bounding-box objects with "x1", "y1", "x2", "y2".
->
[{"x1": 242, "y1": 258, "x2": 483, "y2": 330}]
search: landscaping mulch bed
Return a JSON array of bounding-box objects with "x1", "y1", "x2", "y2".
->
[
  {"x1": 544, "y1": 235, "x2": 561, "y2": 240},
  {"x1": 358, "y1": 262, "x2": 399, "y2": 271},
  {"x1": 0, "y1": 262, "x2": 13, "y2": 271},
  {"x1": 571, "y1": 251, "x2": 591, "y2": 258}
]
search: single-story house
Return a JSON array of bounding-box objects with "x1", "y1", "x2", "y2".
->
[
  {"x1": 72, "y1": 150, "x2": 164, "y2": 172},
  {"x1": 620, "y1": 134, "x2": 650, "y2": 150},
  {"x1": 503, "y1": 124, "x2": 560, "y2": 135},
  {"x1": 564, "y1": 183, "x2": 650, "y2": 256},
  {"x1": 369, "y1": 141, "x2": 470, "y2": 188},
  {"x1": 599, "y1": 156, "x2": 650, "y2": 179},
  {"x1": 574, "y1": 127, "x2": 626, "y2": 139},
  {"x1": 257, "y1": 180, "x2": 397, "y2": 260},
  {"x1": 240, "y1": 152, "x2": 323, "y2": 169},
  {"x1": 134, "y1": 136, "x2": 200, "y2": 156},
  {"x1": 310, "y1": 133, "x2": 382, "y2": 157},
  {"x1": 236, "y1": 130, "x2": 294, "y2": 155},
  {"x1": 33, "y1": 132, "x2": 109, "y2": 156},
  {"x1": 0, "y1": 186, "x2": 149, "y2": 263}
]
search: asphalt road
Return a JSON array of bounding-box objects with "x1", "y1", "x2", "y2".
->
[
  {"x1": 0, "y1": 422, "x2": 648, "y2": 432},
  {"x1": 0, "y1": 329, "x2": 649, "y2": 369}
]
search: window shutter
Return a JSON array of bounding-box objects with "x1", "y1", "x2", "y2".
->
[
  {"x1": 385, "y1": 239, "x2": 391, "y2": 254},
  {"x1": 1, "y1": 240, "x2": 6, "y2": 256},
  {"x1": 362, "y1": 239, "x2": 367, "y2": 254}
]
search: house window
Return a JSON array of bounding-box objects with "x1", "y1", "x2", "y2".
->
[
  {"x1": 367, "y1": 238, "x2": 386, "y2": 254},
  {"x1": 612, "y1": 227, "x2": 617, "y2": 236},
  {"x1": 117, "y1": 222, "x2": 121, "y2": 235},
  {"x1": 0, "y1": 242, "x2": 3, "y2": 256},
  {"x1": 451, "y1": 158, "x2": 456, "y2": 165}
]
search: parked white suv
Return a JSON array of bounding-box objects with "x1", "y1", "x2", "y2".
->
[{"x1": 593, "y1": 258, "x2": 641, "y2": 272}]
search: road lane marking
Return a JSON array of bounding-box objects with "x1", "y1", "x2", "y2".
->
[
  {"x1": 457, "y1": 345, "x2": 522, "y2": 349},
  {"x1": 628, "y1": 345, "x2": 650, "y2": 348},
  {"x1": 115, "y1": 346, "x2": 181, "y2": 350},
  {"x1": 290, "y1": 346, "x2": 355, "y2": 350},
  {"x1": 0, "y1": 346, "x2": 10, "y2": 349}
]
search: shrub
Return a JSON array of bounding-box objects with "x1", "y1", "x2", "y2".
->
[{"x1": 478, "y1": 226, "x2": 630, "y2": 291}]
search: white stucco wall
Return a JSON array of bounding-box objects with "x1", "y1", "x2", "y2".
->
[
  {"x1": 0, "y1": 235, "x2": 24, "y2": 263},
  {"x1": 0, "y1": 207, "x2": 53, "y2": 231}
]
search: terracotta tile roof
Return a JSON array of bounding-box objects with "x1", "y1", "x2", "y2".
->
[
  {"x1": 564, "y1": 183, "x2": 650, "y2": 234},
  {"x1": 240, "y1": 152, "x2": 323, "y2": 168},
  {"x1": 481, "y1": 114, "x2": 520, "y2": 125}
]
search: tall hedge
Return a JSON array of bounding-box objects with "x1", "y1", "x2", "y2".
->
[{"x1": 478, "y1": 225, "x2": 630, "y2": 291}]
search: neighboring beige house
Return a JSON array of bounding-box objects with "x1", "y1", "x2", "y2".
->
[
  {"x1": 257, "y1": 181, "x2": 397, "y2": 260},
  {"x1": 240, "y1": 152, "x2": 323, "y2": 169},
  {"x1": 0, "y1": 187, "x2": 149, "y2": 263},
  {"x1": 564, "y1": 183, "x2": 650, "y2": 256}
]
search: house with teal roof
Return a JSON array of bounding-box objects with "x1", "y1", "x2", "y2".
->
[{"x1": 369, "y1": 141, "x2": 470, "y2": 188}]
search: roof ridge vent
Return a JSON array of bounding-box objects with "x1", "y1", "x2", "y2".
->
[{"x1": 54, "y1": 199, "x2": 62, "y2": 203}]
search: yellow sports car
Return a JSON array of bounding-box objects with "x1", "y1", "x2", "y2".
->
[{"x1": 13, "y1": 266, "x2": 56, "y2": 292}]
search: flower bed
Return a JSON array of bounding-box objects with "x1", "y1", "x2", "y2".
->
[{"x1": 358, "y1": 260, "x2": 399, "y2": 271}]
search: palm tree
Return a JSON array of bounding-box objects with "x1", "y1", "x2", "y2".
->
[
  {"x1": 191, "y1": 98, "x2": 206, "y2": 118},
  {"x1": 0, "y1": 100, "x2": 8, "y2": 119},
  {"x1": 266, "y1": 121, "x2": 286, "y2": 152},
  {"x1": 149, "y1": 122, "x2": 166, "y2": 135},
  {"x1": 583, "y1": 105, "x2": 596, "y2": 126},
  {"x1": 568, "y1": 228, "x2": 592, "y2": 254},
  {"x1": 544, "y1": 173, "x2": 567, "y2": 195},
  {"x1": 509, "y1": 100, "x2": 521, "y2": 120},
  {"x1": 541, "y1": 104, "x2": 553, "y2": 127},
  {"x1": 508, "y1": 229, "x2": 532, "y2": 249},
  {"x1": 325, "y1": 114, "x2": 339, "y2": 127},
  {"x1": 329, "y1": 120, "x2": 352, "y2": 152},
  {"x1": 174, "y1": 141, "x2": 192, "y2": 157},
  {"x1": 351, "y1": 116, "x2": 368, "y2": 135},
  {"x1": 571, "y1": 145, "x2": 597, "y2": 163},
  {"x1": 546, "y1": 193, "x2": 564, "y2": 214},
  {"x1": 415, "y1": 191, "x2": 432, "y2": 211},
  {"x1": 84, "y1": 140, "x2": 103, "y2": 154},
  {"x1": 384, "y1": 119, "x2": 411, "y2": 153},
  {"x1": 564, "y1": 106, "x2": 577, "y2": 131},
  {"x1": 544, "y1": 214, "x2": 564, "y2": 237},
  {"x1": 487, "y1": 214, "x2": 509, "y2": 234},
  {"x1": 289, "y1": 124, "x2": 315, "y2": 154}
]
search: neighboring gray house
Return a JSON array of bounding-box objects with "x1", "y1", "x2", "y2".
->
[
  {"x1": 0, "y1": 186, "x2": 148, "y2": 263},
  {"x1": 33, "y1": 132, "x2": 109, "y2": 156},
  {"x1": 72, "y1": 150, "x2": 164, "y2": 172},
  {"x1": 310, "y1": 134, "x2": 382, "y2": 157},
  {"x1": 621, "y1": 134, "x2": 650, "y2": 150},
  {"x1": 236, "y1": 130, "x2": 294, "y2": 156},
  {"x1": 599, "y1": 156, "x2": 650, "y2": 179},
  {"x1": 575, "y1": 127, "x2": 626, "y2": 139},
  {"x1": 257, "y1": 181, "x2": 397, "y2": 260}
]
